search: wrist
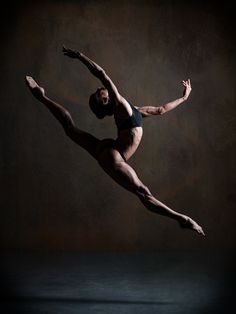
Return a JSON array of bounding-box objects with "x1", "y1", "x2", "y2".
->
[{"x1": 182, "y1": 95, "x2": 188, "y2": 101}]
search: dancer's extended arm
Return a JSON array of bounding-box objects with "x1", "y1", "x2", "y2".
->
[
  {"x1": 63, "y1": 46, "x2": 120, "y2": 100},
  {"x1": 138, "y1": 79, "x2": 192, "y2": 117}
]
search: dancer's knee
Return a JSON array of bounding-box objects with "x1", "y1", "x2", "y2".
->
[
  {"x1": 135, "y1": 185, "x2": 152, "y2": 201},
  {"x1": 63, "y1": 110, "x2": 76, "y2": 136}
]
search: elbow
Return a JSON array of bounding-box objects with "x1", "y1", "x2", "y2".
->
[
  {"x1": 158, "y1": 106, "x2": 166, "y2": 115},
  {"x1": 99, "y1": 68, "x2": 106, "y2": 75},
  {"x1": 91, "y1": 67, "x2": 105, "y2": 79}
]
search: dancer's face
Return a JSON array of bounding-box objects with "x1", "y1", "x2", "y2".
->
[{"x1": 96, "y1": 89, "x2": 110, "y2": 105}]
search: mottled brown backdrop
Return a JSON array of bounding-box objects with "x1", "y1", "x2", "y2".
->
[{"x1": 1, "y1": 0, "x2": 235, "y2": 251}]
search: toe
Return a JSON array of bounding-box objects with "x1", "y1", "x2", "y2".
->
[
  {"x1": 26, "y1": 76, "x2": 38, "y2": 88},
  {"x1": 25, "y1": 75, "x2": 31, "y2": 84},
  {"x1": 199, "y1": 228, "x2": 205, "y2": 236}
]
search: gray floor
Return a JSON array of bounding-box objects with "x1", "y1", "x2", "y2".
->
[{"x1": 1, "y1": 250, "x2": 235, "y2": 314}]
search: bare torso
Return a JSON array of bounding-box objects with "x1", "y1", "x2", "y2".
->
[
  {"x1": 113, "y1": 99, "x2": 143, "y2": 161},
  {"x1": 95, "y1": 98, "x2": 143, "y2": 162},
  {"x1": 115, "y1": 127, "x2": 143, "y2": 160}
]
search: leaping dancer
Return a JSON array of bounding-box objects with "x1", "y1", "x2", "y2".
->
[{"x1": 25, "y1": 46, "x2": 205, "y2": 236}]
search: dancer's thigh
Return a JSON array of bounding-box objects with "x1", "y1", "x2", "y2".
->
[{"x1": 97, "y1": 141, "x2": 144, "y2": 193}]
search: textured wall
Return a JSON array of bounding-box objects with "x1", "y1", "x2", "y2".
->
[{"x1": 0, "y1": 0, "x2": 235, "y2": 250}]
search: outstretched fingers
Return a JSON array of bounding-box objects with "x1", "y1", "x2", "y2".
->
[
  {"x1": 182, "y1": 78, "x2": 191, "y2": 88},
  {"x1": 62, "y1": 45, "x2": 80, "y2": 58}
]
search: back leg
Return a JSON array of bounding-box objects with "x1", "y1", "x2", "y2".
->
[
  {"x1": 25, "y1": 76, "x2": 100, "y2": 159},
  {"x1": 97, "y1": 148, "x2": 205, "y2": 236}
]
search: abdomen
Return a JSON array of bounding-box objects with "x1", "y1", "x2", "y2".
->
[{"x1": 116, "y1": 127, "x2": 143, "y2": 160}]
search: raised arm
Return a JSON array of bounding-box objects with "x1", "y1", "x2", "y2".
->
[
  {"x1": 63, "y1": 46, "x2": 120, "y2": 100},
  {"x1": 138, "y1": 79, "x2": 192, "y2": 117}
]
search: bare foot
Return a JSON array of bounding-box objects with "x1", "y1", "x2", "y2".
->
[
  {"x1": 25, "y1": 76, "x2": 45, "y2": 100},
  {"x1": 179, "y1": 215, "x2": 205, "y2": 236}
]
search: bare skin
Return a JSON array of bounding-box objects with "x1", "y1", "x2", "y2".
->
[{"x1": 25, "y1": 47, "x2": 205, "y2": 236}]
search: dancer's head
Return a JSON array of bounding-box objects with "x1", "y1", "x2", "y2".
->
[{"x1": 89, "y1": 87, "x2": 113, "y2": 119}]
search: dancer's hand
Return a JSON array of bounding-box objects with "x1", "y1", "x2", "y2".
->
[
  {"x1": 182, "y1": 79, "x2": 192, "y2": 100},
  {"x1": 62, "y1": 45, "x2": 81, "y2": 58}
]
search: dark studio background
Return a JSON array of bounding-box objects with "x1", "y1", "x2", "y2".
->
[{"x1": 0, "y1": 0, "x2": 235, "y2": 313}]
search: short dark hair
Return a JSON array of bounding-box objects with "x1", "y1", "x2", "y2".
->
[{"x1": 89, "y1": 88, "x2": 113, "y2": 119}]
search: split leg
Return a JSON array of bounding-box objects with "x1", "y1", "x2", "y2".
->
[
  {"x1": 25, "y1": 76, "x2": 100, "y2": 158},
  {"x1": 97, "y1": 148, "x2": 205, "y2": 236}
]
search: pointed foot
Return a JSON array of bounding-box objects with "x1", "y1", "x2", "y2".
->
[
  {"x1": 179, "y1": 216, "x2": 205, "y2": 236},
  {"x1": 25, "y1": 75, "x2": 45, "y2": 99}
]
